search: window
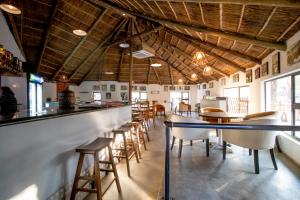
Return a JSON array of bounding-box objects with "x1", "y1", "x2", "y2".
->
[
  {"x1": 223, "y1": 86, "x2": 250, "y2": 99},
  {"x1": 265, "y1": 72, "x2": 300, "y2": 139},
  {"x1": 132, "y1": 92, "x2": 148, "y2": 102},
  {"x1": 93, "y1": 92, "x2": 101, "y2": 101},
  {"x1": 170, "y1": 92, "x2": 190, "y2": 110},
  {"x1": 223, "y1": 86, "x2": 250, "y2": 114}
]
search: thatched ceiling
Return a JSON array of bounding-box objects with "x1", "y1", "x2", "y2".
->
[{"x1": 5, "y1": 0, "x2": 300, "y2": 85}]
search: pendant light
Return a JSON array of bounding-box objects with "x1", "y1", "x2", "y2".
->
[
  {"x1": 203, "y1": 66, "x2": 213, "y2": 76},
  {"x1": 192, "y1": 51, "x2": 207, "y2": 66},
  {"x1": 0, "y1": 0, "x2": 21, "y2": 15}
]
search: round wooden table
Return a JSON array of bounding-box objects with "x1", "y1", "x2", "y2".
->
[{"x1": 199, "y1": 112, "x2": 245, "y2": 151}]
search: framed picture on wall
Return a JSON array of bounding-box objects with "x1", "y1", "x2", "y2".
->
[
  {"x1": 93, "y1": 85, "x2": 100, "y2": 90},
  {"x1": 246, "y1": 70, "x2": 252, "y2": 83},
  {"x1": 106, "y1": 92, "x2": 111, "y2": 99},
  {"x1": 139, "y1": 86, "x2": 146, "y2": 91},
  {"x1": 197, "y1": 85, "x2": 201, "y2": 90},
  {"x1": 178, "y1": 86, "x2": 182, "y2": 90},
  {"x1": 209, "y1": 82, "x2": 213, "y2": 88},
  {"x1": 120, "y1": 85, "x2": 127, "y2": 90},
  {"x1": 287, "y1": 40, "x2": 300, "y2": 66},
  {"x1": 110, "y1": 85, "x2": 116, "y2": 92},
  {"x1": 184, "y1": 86, "x2": 190, "y2": 90},
  {"x1": 272, "y1": 52, "x2": 280, "y2": 75},
  {"x1": 233, "y1": 74, "x2": 239, "y2": 83},
  {"x1": 120, "y1": 92, "x2": 128, "y2": 101},
  {"x1": 101, "y1": 84, "x2": 107, "y2": 91},
  {"x1": 205, "y1": 90, "x2": 210, "y2": 96},
  {"x1": 261, "y1": 62, "x2": 269, "y2": 77},
  {"x1": 255, "y1": 68, "x2": 261, "y2": 79},
  {"x1": 169, "y1": 86, "x2": 175, "y2": 91},
  {"x1": 132, "y1": 86, "x2": 138, "y2": 91},
  {"x1": 220, "y1": 78, "x2": 226, "y2": 86},
  {"x1": 164, "y1": 85, "x2": 169, "y2": 91}
]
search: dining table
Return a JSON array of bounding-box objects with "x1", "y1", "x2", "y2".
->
[{"x1": 199, "y1": 112, "x2": 245, "y2": 151}]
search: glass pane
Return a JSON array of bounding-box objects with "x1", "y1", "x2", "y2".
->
[
  {"x1": 36, "y1": 84, "x2": 43, "y2": 113},
  {"x1": 140, "y1": 92, "x2": 147, "y2": 100},
  {"x1": 295, "y1": 75, "x2": 300, "y2": 103},
  {"x1": 93, "y1": 92, "x2": 101, "y2": 101},
  {"x1": 29, "y1": 83, "x2": 36, "y2": 115},
  {"x1": 223, "y1": 88, "x2": 239, "y2": 98},
  {"x1": 295, "y1": 109, "x2": 300, "y2": 139},
  {"x1": 182, "y1": 92, "x2": 189, "y2": 99},
  {"x1": 265, "y1": 76, "x2": 292, "y2": 126},
  {"x1": 132, "y1": 92, "x2": 140, "y2": 102},
  {"x1": 239, "y1": 86, "x2": 250, "y2": 99}
]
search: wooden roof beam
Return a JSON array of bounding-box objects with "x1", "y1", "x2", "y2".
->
[
  {"x1": 51, "y1": 9, "x2": 108, "y2": 80},
  {"x1": 36, "y1": 0, "x2": 59, "y2": 73},
  {"x1": 149, "y1": 58, "x2": 162, "y2": 85},
  {"x1": 146, "y1": 0, "x2": 300, "y2": 8},
  {"x1": 98, "y1": 0, "x2": 287, "y2": 50},
  {"x1": 166, "y1": 28, "x2": 261, "y2": 64},
  {"x1": 73, "y1": 18, "x2": 127, "y2": 82},
  {"x1": 169, "y1": 64, "x2": 174, "y2": 85}
]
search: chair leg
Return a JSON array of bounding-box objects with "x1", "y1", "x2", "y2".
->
[
  {"x1": 254, "y1": 150, "x2": 259, "y2": 174},
  {"x1": 178, "y1": 139, "x2": 183, "y2": 158},
  {"x1": 122, "y1": 134, "x2": 131, "y2": 177},
  {"x1": 108, "y1": 146, "x2": 122, "y2": 193},
  {"x1": 206, "y1": 139, "x2": 209, "y2": 157},
  {"x1": 249, "y1": 149, "x2": 252, "y2": 156},
  {"x1": 216, "y1": 129, "x2": 219, "y2": 137},
  {"x1": 223, "y1": 141, "x2": 227, "y2": 160},
  {"x1": 270, "y1": 148, "x2": 278, "y2": 170},
  {"x1": 275, "y1": 136, "x2": 282, "y2": 153},
  {"x1": 94, "y1": 152, "x2": 103, "y2": 200},
  {"x1": 70, "y1": 153, "x2": 84, "y2": 200},
  {"x1": 190, "y1": 140, "x2": 193, "y2": 146},
  {"x1": 171, "y1": 136, "x2": 176, "y2": 150}
]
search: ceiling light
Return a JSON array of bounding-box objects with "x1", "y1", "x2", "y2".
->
[
  {"x1": 178, "y1": 79, "x2": 183, "y2": 83},
  {"x1": 191, "y1": 73, "x2": 197, "y2": 79},
  {"x1": 122, "y1": 13, "x2": 126, "y2": 16},
  {"x1": 73, "y1": 29, "x2": 87, "y2": 36},
  {"x1": 0, "y1": 1, "x2": 21, "y2": 14},
  {"x1": 203, "y1": 66, "x2": 213, "y2": 76},
  {"x1": 104, "y1": 72, "x2": 114, "y2": 75},
  {"x1": 192, "y1": 51, "x2": 207, "y2": 66},
  {"x1": 119, "y1": 43, "x2": 130, "y2": 48},
  {"x1": 150, "y1": 63, "x2": 162, "y2": 67}
]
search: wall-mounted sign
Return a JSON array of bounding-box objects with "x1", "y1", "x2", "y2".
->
[{"x1": 29, "y1": 73, "x2": 44, "y2": 84}]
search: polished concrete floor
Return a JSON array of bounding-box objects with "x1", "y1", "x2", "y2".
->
[{"x1": 87, "y1": 117, "x2": 300, "y2": 200}]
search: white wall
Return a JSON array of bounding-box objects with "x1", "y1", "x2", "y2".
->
[
  {"x1": 43, "y1": 82, "x2": 57, "y2": 102},
  {"x1": 1, "y1": 73, "x2": 27, "y2": 110}
]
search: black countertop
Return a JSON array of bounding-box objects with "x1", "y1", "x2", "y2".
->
[{"x1": 0, "y1": 103, "x2": 129, "y2": 127}]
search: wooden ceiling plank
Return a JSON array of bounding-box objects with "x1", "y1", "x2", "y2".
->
[
  {"x1": 276, "y1": 15, "x2": 300, "y2": 42},
  {"x1": 256, "y1": 7, "x2": 277, "y2": 37},
  {"x1": 98, "y1": 0, "x2": 287, "y2": 50},
  {"x1": 146, "y1": 0, "x2": 300, "y2": 8},
  {"x1": 167, "y1": 29, "x2": 261, "y2": 64},
  {"x1": 124, "y1": 0, "x2": 139, "y2": 11},
  {"x1": 147, "y1": 59, "x2": 152, "y2": 84},
  {"x1": 220, "y1": 3, "x2": 223, "y2": 30},
  {"x1": 70, "y1": 18, "x2": 127, "y2": 81},
  {"x1": 237, "y1": 4, "x2": 245, "y2": 32},
  {"x1": 117, "y1": 49, "x2": 125, "y2": 82},
  {"x1": 168, "y1": 63, "x2": 174, "y2": 85},
  {"x1": 132, "y1": 0, "x2": 147, "y2": 11},
  {"x1": 51, "y1": 9, "x2": 108, "y2": 80},
  {"x1": 153, "y1": 0, "x2": 168, "y2": 17},
  {"x1": 36, "y1": 0, "x2": 59, "y2": 73},
  {"x1": 167, "y1": 1, "x2": 178, "y2": 20},
  {"x1": 183, "y1": 2, "x2": 192, "y2": 23},
  {"x1": 142, "y1": 0, "x2": 156, "y2": 14}
]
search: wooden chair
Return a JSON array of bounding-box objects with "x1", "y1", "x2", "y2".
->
[
  {"x1": 155, "y1": 104, "x2": 166, "y2": 116},
  {"x1": 176, "y1": 102, "x2": 191, "y2": 116},
  {"x1": 70, "y1": 138, "x2": 121, "y2": 200}
]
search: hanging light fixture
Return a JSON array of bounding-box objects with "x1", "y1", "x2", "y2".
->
[
  {"x1": 178, "y1": 78, "x2": 183, "y2": 83},
  {"x1": 150, "y1": 63, "x2": 162, "y2": 67},
  {"x1": 0, "y1": 0, "x2": 21, "y2": 14},
  {"x1": 119, "y1": 43, "x2": 130, "y2": 48},
  {"x1": 191, "y1": 73, "x2": 197, "y2": 79},
  {"x1": 192, "y1": 51, "x2": 207, "y2": 66},
  {"x1": 203, "y1": 66, "x2": 213, "y2": 76}
]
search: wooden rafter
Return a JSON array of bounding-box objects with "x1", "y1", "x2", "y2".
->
[
  {"x1": 276, "y1": 15, "x2": 300, "y2": 42},
  {"x1": 150, "y1": 58, "x2": 162, "y2": 84},
  {"x1": 166, "y1": 30, "x2": 247, "y2": 71},
  {"x1": 51, "y1": 9, "x2": 108, "y2": 80},
  {"x1": 68, "y1": 18, "x2": 127, "y2": 81},
  {"x1": 146, "y1": 0, "x2": 300, "y2": 8},
  {"x1": 142, "y1": 0, "x2": 156, "y2": 14},
  {"x1": 257, "y1": 7, "x2": 277, "y2": 37},
  {"x1": 147, "y1": 59, "x2": 152, "y2": 84},
  {"x1": 117, "y1": 49, "x2": 125, "y2": 82},
  {"x1": 129, "y1": 18, "x2": 134, "y2": 104},
  {"x1": 169, "y1": 64, "x2": 174, "y2": 85},
  {"x1": 167, "y1": 28, "x2": 261, "y2": 64},
  {"x1": 98, "y1": 0, "x2": 287, "y2": 50},
  {"x1": 36, "y1": 0, "x2": 59, "y2": 73}
]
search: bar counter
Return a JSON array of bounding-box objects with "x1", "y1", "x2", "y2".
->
[{"x1": 0, "y1": 104, "x2": 131, "y2": 200}]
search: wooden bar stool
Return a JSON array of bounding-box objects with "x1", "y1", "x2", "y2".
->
[
  {"x1": 70, "y1": 138, "x2": 121, "y2": 200},
  {"x1": 112, "y1": 125, "x2": 140, "y2": 177},
  {"x1": 134, "y1": 116, "x2": 150, "y2": 141},
  {"x1": 126, "y1": 121, "x2": 147, "y2": 151}
]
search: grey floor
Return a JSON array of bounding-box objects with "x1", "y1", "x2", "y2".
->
[{"x1": 87, "y1": 117, "x2": 300, "y2": 200}]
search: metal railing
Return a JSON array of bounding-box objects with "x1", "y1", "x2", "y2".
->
[{"x1": 163, "y1": 120, "x2": 300, "y2": 199}]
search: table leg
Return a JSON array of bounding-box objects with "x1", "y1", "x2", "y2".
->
[{"x1": 213, "y1": 118, "x2": 233, "y2": 153}]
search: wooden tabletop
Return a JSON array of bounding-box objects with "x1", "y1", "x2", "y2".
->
[{"x1": 199, "y1": 112, "x2": 244, "y2": 119}]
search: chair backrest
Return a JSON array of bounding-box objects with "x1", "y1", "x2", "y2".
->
[
  {"x1": 244, "y1": 111, "x2": 277, "y2": 120},
  {"x1": 179, "y1": 102, "x2": 190, "y2": 112},
  {"x1": 222, "y1": 119, "x2": 278, "y2": 150},
  {"x1": 200, "y1": 107, "x2": 228, "y2": 123},
  {"x1": 200, "y1": 107, "x2": 224, "y2": 113}
]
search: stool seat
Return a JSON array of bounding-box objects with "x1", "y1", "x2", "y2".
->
[
  {"x1": 112, "y1": 126, "x2": 131, "y2": 133},
  {"x1": 76, "y1": 138, "x2": 113, "y2": 153}
]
